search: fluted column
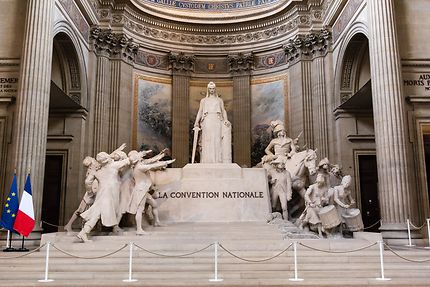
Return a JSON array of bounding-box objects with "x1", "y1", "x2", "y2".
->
[
  {"x1": 108, "y1": 34, "x2": 137, "y2": 151},
  {"x1": 228, "y1": 53, "x2": 253, "y2": 167},
  {"x1": 12, "y1": 0, "x2": 54, "y2": 225},
  {"x1": 312, "y1": 57, "x2": 329, "y2": 157},
  {"x1": 169, "y1": 53, "x2": 194, "y2": 167},
  {"x1": 368, "y1": 0, "x2": 412, "y2": 240},
  {"x1": 285, "y1": 30, "x2": 331, "y2": 151},
  {"x1": 93, "y1": 55, "x2": 110, "y2": 153}
]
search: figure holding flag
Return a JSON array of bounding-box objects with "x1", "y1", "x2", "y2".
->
[
  {"x1": 0, "y1": 173, "x2": 19, "y2": 251},
  {"x1": 13, "y1": 174, "x2": 35, "y2": 238}
]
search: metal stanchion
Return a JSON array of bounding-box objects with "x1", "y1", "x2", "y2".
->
[
  {"x1": 405, "y1": 219, "x2": 415, "y2": 247},
  {"x1": 289, "y1": 242, "x2": 303, "y2": 282},
  {"x1": 38, "y1": 242, "x2": 54, "y2": 282},
  {"x1": 209, "y1": 242, "x2": 223, "y2": 282},
  {"x1": 375, "y1": 241, "x2": 391, "y2": 281},
  {"x1": 425, "y1": 219, "x2": 430, "y2": 249},
  {"x1": 123, "y1": 242, "x2": 138, "y2": 282}
]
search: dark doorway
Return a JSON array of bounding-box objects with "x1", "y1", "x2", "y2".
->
[
  {"x1": 41, "y1": 154, "x2": 64, "y2": 233},
  {"x1": 423, "y1": 135, "x2": 430, "y2": 208},
  {"x1": 358, "y1": 154, "x2": 381, "y2": 232}
]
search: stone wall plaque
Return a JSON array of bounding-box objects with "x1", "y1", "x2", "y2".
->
[
  {"x1": 403, "y1": 72, "x2": 430, "y2": 96},
  {"x1": 152, "y1": 164, "x2": 271, "y2": 222},
  {"x1": 0, "y1": 72, "x2": 18, "y2": 99}
]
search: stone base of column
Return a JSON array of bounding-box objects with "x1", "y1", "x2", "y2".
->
[{"x1": 380, "y1": 223, "x2": 423, "y2": 245}]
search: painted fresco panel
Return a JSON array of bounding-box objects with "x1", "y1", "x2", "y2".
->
[
  {"x1": 134, "y1": 76, "x2": 172, "y2": 153},
  {"x1": 251, "y1": 77, "x2": 287, "y2": 166}
]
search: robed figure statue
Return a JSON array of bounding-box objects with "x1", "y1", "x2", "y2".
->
[{"x1": 193, "y1": 82, "x2": 231, "y2": 163}]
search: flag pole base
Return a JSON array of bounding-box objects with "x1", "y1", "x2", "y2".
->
[
  {"x1": 209, "y1": 279, "x2": 223, "y2": 282},
  {"x1": 289, "y1": 278, "x2": 304, "y2": 282},
  {"x1": 122, "y1": 279, "x2": 138, "y2": 282},
  {"x1": 15, "y1": 247, "x2": 29, "y2": 252},
  {"x1": 2, "y1": 247, "x2": 17, "y2": 252},
  {"x1": 38, "y1": 279, "x2": 54, "y2": 282}
]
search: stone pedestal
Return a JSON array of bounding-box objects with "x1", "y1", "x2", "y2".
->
[{"x1": 152, "y1": 164, "x2": 271, "y2": 222}]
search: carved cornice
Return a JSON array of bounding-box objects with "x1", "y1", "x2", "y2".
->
[
  {"x1": 228, "y1": 53, "x2": 254, "y2": 74},
  {"x1": 90, "y1": 1, "x2": 326, "y2": 50},
  {"x1": 284, "y1": 28, "x2": 331, "y2": 64},
  {"x1": 90, "y1": 26, "x2": 138, "y2": 61},
  {"x1": 168, "y1": 52, "x2": 195, "y2": 74}
]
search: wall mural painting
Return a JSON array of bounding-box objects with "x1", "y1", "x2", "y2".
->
[
  {"x1": 134, "y1": 75, "x2": 172, "y2": 154},
  {"x1": 251, "y1": 76, "x2": 287, "y2": 166},
  {"x1": 189, "y1": 81, "x2": 233, "y2": 162}
]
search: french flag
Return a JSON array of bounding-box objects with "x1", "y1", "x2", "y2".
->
[{"x1": 13, "y1": 175, "x2": 35, "y2": 237}]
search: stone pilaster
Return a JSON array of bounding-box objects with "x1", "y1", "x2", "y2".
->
[
  {"x1": 284, "y1": 29, "x2": 331, "y2": 152},
  {"x1": 312, "y1": 56, "x2": 329, "y2": 158},
  {"x1": 12, "y1": 0, "x2": 54, "y2": 225},
  {"x1": 228, "y1": 53, "x2": 253, "y2": 167},
  {"x1": 108, "y1": 34, "x2": 137, "y2": 151},
  {"x1": 368, "y1": 0, "x2": 413, "y2": 240},
  {"x1": 90, "y1": 27, "x2": 112, "y2": 153},
  {"x1": 169, "y1": 52, "x2": 194, "y2": 167}
]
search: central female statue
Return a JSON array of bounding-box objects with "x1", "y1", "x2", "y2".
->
[{"x1": 193, "y1": 82, "x2": 231, "y2": 163}]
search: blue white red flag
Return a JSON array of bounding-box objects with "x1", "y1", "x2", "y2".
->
[
  {"x1": 0, "y1": 174, "x2": 19, "y2": 231},
  {"x1": 13, "y1": 175, "x2": 35, "y2": 237}
]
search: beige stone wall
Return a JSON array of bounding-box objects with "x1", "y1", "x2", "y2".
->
[
  {"x1": 396, "y1": 0, "x2": 430, "y2": 59},
  {"x1": 0, "y1": 0, "x2": 26, "y2": 58}
]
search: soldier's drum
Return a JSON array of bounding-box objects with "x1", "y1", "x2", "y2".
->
[
  {"x1": 342, "y1": 208, "x2": 364, "y2": 231},
  {"x1": 319, "y1": 205, "x2": 341, "y2": 229}
]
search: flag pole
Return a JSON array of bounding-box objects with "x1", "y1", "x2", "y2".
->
[
  {"x1": 3, "y1": 230, "x2": 16, "y2": 252},
  {"x1": 17, "y1": 235, "x2": 28, "y2": 252}
]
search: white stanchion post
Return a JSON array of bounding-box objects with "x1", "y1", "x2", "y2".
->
[
  {"x1": 375, "y1": 241, "x2": 391, "y2": 281},
  {"x1": 406, "y1": 219, "x2": 415, "y2": 247},
  {"x1": 123, "y1": 242, "x2": 138, "y2": 282},
  {"x1": 38, "y1": 242, "x2": 54, "y2": 282},
  {"x1": 209, "y1": 242, "x2": 223, "y2": 282},
  {"x1": 289, "y1": 242, "x2": 304, "y2": 282},
  {"x1": 6, "y1": 230, "x2": 10, "y2": 248},
  {"x1": 426, "y1": 219, "x2": 430, "y2": 249}
]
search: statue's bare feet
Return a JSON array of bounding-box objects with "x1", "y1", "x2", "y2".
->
[
  {"x1": 76, "y1": 231, "x2": 92, "y2": 242},
  {"x1": 64, "y1": 225, "x2": 73, "y2": 234},
  {"x1": 136, "y1": 229, "x2": 146, "y2": 235},
  {"x1": 153, "y1": 222, "x2": 166, "y2": 227},
  {"x1": 112, "y1": 225, "x2": 123, "y2": 234}
]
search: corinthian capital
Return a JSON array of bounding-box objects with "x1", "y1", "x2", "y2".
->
[
  {"x1": 169, "y1": 52, "x2": 195, "y2": 74},
  {"x1": 284, "y1": 28, "x2": 332, "y2": 64},
  {"x1": 228, "y1": 53, "x2": 254, "y2": 74}
]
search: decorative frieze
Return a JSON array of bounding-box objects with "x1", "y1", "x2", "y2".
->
[
  {"x1": 90, "y1": 27, "x2": 138, "y2": 62},
  {"x1": 228, "y1": 53, "x2": 254, "y2": 74},
  {"x1": 135, "y1": 51, "x2": 169, "y2": 69},
  {"x1": 284, "y1": 28, "x2": 331, "y2": 64},
  {"x1": 254, "y1": 52, "x2": 286, "y2": 70},
  {"x1": 169, "y1": 52, "x2": 195, "y2": 74}
]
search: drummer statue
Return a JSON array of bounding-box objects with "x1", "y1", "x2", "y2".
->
[{"x1": 333, "y1": 175, "x2": 363, "y2": 233}]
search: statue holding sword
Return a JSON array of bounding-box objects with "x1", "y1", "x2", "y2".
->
[{"x1": 192, "y1": 82, "x2": 231, "y2": 164}]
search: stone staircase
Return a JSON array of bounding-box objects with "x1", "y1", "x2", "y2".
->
[{"x1": 0, "y1": 222, "x2": 430, "y2": 286}]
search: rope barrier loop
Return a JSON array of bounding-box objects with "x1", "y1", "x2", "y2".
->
[
  {"x1": 299, "y1": 242, "x2": 377, "y2": 254},
  {"x1": 0, "y1": 243, "x2": 46, "y2": 259},
  {"x1": 51, "y1": 243, "x2": 128, "y2": 259},
  {"x1": 218, "y1": 243, "x2": 293, "y2": 263},
  {"x1": 384, "y1": 243, "x2": 430, "y2": 263},
  {"x1": 133, "y1": 242, "x2": 214, "y2": 258}
]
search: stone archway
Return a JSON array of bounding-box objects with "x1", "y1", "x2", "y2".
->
[
  {"x1": 334, "y1": 31, "x2": 380, "y2": 232},
  {"x1": 41, "y1": 32, "x2": 88, "y2": 232}
]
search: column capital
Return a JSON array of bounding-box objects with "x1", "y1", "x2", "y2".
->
[
  {"x1": 169, "y1": 52, "x2": 195, "y2": 75},
  {"x1": 90, "y1": 26, "x2": 138, "y2": 62},
  {"x1": 284, "y1": 28, "x2": 331, "y2": 64},
  {"x1": 228, "y1": 53, "x2": 254, "y2": 75}
]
